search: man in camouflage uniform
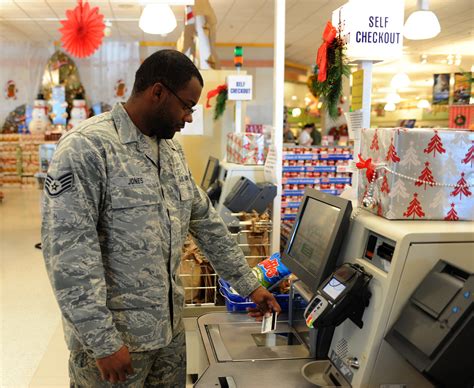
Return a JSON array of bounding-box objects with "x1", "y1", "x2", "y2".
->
[{"x1": 42, "y1": 50, "x2": 280, "y2": 387}]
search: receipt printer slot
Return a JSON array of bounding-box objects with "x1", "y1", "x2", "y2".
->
[{"x1": 411, "y1": 270, "x2": 463, "y2": 319}]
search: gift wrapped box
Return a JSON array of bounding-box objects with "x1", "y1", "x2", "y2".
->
[
  {"x1": 358, "y1": 128, "x2": 474, "y2": 221},
  {"x1": 226, "y1": 132, "x2": 265, "y2": 165}
]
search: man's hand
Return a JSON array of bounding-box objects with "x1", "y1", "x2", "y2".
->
[
  {"x1": 96, "y1": 345, "x2": 134, "y2": 383},
  {"x1": 247, "y1": 286, "x2": 282, "y2": 321}
]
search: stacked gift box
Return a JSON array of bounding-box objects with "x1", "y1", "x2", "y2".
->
[
  {"x1": 280, "y1": 145, "x2": 353, "y2": 247},
  {"x1": 226, "y1": 132, "x2": 265, "y2": 165},
  {"x1": 358, "y1": 127, "x2": 473, "y2": 221}
]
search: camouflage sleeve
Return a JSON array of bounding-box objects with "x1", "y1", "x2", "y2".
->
[
  {"x1": 41, "y1": 133, "x2": 124, "y2": 359},
  {"x1": 187, "y1": 179, "x2": 262, "y2": 297}
]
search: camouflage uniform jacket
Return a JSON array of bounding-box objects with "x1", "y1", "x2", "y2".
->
[{"x1": 41, "y1": 103, "x2": 261, "y2": 359}]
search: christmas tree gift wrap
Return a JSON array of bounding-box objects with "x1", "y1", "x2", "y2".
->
[
  {"x1": 226, "y1": 132, "x2": 265, "y2": 165},
  {"x1": 357, "y1": 128, "x2": 474, "y2": 221}
]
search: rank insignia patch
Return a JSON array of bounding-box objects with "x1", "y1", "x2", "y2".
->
[{"x1": 45, "y1": 173, "x2": 74, "y2": 197}]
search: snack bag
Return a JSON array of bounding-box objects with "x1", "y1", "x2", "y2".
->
[{"x1": 252, "y1": 252, "x2": 291, "y2": 289}]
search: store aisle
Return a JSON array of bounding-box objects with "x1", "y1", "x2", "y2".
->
[
  {"x1": 1, "y1": 188, "x2": 195, "y2": 388},
  {"x1": 0, "y1": 188, "x2": 65, "y2": 387}
]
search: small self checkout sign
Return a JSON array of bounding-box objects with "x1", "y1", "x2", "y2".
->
[{"x1": 227, "y1": 75, "x2": 253, "y2": 101}]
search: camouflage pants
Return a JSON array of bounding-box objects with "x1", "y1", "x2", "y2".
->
[{"x1": 69, "y1": 330, "x2": 186, "y2": 388}]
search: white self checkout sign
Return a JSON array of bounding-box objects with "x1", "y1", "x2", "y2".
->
[
  {"x1": 227, "y1": 75, "x2": 253, "y2": 101},
  {"x1": 333, "y1": 0, "x2": 404, "y2": 61}
]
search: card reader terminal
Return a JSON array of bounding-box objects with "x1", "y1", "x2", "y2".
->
[{"x1": 304, "y1": 263, "x2": 372, "y2": 329}]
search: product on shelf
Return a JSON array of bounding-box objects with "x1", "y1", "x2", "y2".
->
[
  {"x1": 0, "y1": 133, "x2": 56, "y2": 187},
  {"x1": 280, "y1": 145, "x2": 354, "y2": 247}
]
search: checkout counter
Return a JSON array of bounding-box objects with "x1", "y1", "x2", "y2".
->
[{"x1": 193, "y1": 187, "x2": 474, "y2": 387}]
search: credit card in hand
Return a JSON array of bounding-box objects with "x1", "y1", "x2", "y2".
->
[{"x1": 261, "y1": 311, "x2": 277, "y2": 333}]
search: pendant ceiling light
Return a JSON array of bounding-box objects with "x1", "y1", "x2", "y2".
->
[
  {"x1": 139, "y1": 4, "x2": 177, "y2": 35},
  {"x1": 404, "y1": 0, "x2": 440, "y2": 40},
  {"x1": 384, "y1": 102, "x2": 396, "y2": 112},
  {"x1": 386, "y1": 92, "x2": 401, "y2": 104},
  {"x1": 391, "y1": 72, "x2": 411, "y2": 89},
  {"x1": 417, "y1": 99, "x2": 431, "y2": 109}
]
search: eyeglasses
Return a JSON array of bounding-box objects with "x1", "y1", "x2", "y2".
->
[{"x1": 160, "y1": 82, "x2": 196, "y2": 115}]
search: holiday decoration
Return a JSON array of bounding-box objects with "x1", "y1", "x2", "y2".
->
[
  {"x1": 389, "y1": 179, "x2": 409, "y2": 202},
  {"x1": 450, "y1": 172, "x2": 472, "y2": 200},
  {"x1": 28, "y1": 95, "x2": 51, "y2": 134},
  {"x1": 42, "y1": 51, "x2": 86, "y2": 109},
  {"x1": 415, "y1": 162, "x2": 436, "y2": 190},
  {"x1": 206, "y1": 84, "x2": 228, "y2": 120},
  {"x1": 386, "y1": 137, "x2": 401, "y2": 163},
  {"x1": 114, "y1": 79, "x2": 127, "y2": 98},
  {"x1": 307, "y1": 21, "x2": 350, "y2": 119},
  {"x1": 226, "y1": 133, "x2": 265, "y2": 165},
  {"x1": 440, "y1": 154, "x2": 457, "y2": 179},
  {"x1": 403, "y1": 193, "x2": 425, "y2": 219},
  {"x1": 68, "y1": 97, "x2": 88, "y2": 130},
  {"x1": 444, "y1": 203, "x2": 459, "y2": 221},
  {"x1": 50, "y1": 86, "x2": 68, "y2": 126},
  {"x1": 462, "y1": 142, "x2": 474, "y2": 167},
  {"x1": 381, "y1": 172, "x2": 390, "y2": 195},
  {"x1": 370, "y1": 129, "x2": 379, "y2": 151},
  {"x1": 1, "y1": 104, "x2": 26, "y2": 133},
  {"x1": 399, "y1": 141, "x2": 421, "y2": 170},
  {"x1": 454, "y1": 114, "x2": 466, "y2": 127},
  {"x1": 59, "y1": 0, "x2": 105, "y2": 58},
  {"x1": 423, "y1": 130, "x2": 446, "y2": 157},
  {"x1": 356, "y1": 154, "x2": 376, "y2": 182},
  {"x1": 177, "y1": 0, "x2": 219, "y2": 69},
  {"x1": 449, "y1": 105, "x2": 474, "y2": 129},
  {"x1": 4, "y1": 80, "x2": 18, "y2": 100},
  {"x1": 359, "y1": 127, "x2": 474, "y2": 221}
]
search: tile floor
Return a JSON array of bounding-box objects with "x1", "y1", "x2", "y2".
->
[{"x1": 0, "y1": 188, "x2": 194, "y2": 387}]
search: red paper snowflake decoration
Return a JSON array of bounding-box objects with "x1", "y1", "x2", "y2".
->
[{"x1": 59, "y1": 0, "x2": 105, "y2": 58}]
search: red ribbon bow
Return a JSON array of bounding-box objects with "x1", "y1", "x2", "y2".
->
[
  {"x1": 206, "y1": 84, "x2": 227, "y2": 108},
  {"x1": 356, "y1": 154, "x2": 376, "y2": 182},
  {"x1": 316, "y1": 21, "x2": 337, "y2": 82}
]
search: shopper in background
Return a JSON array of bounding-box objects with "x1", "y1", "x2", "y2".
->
[
  {"x1": 283, "y1": 123, "x2": 295, "y2": 143},
  {"x1": 298, "y1": 123, "x2": 314, "y2": 146},
  {"x1": 42, "y1": 49, "x2": 280, "y2": 387},
  {"x1": 309, "y1": 123, "x2": 322, "y2": 146}
]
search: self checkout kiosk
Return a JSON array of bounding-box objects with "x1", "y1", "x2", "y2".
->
[
  {"x1": 199, "y1": 156, "x2": 267, "y2": 212},
  {"x1": 200, "y1": 156, "x2": 276, "y2": 228},
  {"x1": 195, "y1": 187, "x2": 474, "y2": 387}
]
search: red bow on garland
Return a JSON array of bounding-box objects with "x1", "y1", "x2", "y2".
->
[
  {"x1": 356, "y1": 154, "x2": 376, "y2": 182},
  {"x1": 206, "y1": 84, "x2": 227, "y2": 108},
  {"x1": 316, "y1": 21, "x2": 337, "y2": 82}
]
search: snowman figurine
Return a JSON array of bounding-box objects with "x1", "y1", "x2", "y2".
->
[
  {"x1": 68, "y1": 96, "x2": 88, "y2": 130},
  {"x1": 28, "y1": 94, "x2": 51, "y2": 135}
]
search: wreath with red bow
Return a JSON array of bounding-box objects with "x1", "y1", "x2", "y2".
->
[
  {"x1": 206, "y1": 84, "x2": 228, "y2": 120},
  {"x1": 307, "y1": 21, "x2": 350, "y2": 119}
]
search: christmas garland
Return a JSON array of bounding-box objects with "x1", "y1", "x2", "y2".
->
[
  {"x1": 206, "y1": 84, "x2": 228, "y2": 121},
  {"x1": 307, "y1": 21, "x2": 350, "y2": 120}
]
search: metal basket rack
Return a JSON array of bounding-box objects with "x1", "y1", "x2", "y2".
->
[{"x1": 179, "y1": 212, "x2": 272, "y2": 307}]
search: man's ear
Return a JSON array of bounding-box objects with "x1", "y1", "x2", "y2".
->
[{"x1": 151, "y1": 83, "x2": 164, "y2": 101}]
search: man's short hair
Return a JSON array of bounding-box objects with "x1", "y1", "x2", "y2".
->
[
  {"x1": 132, "y1": 49, "x2": 204, "y2": 94},
  {"x1": 303, "y1": 123, "x2": 315, "y2": 130}
]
